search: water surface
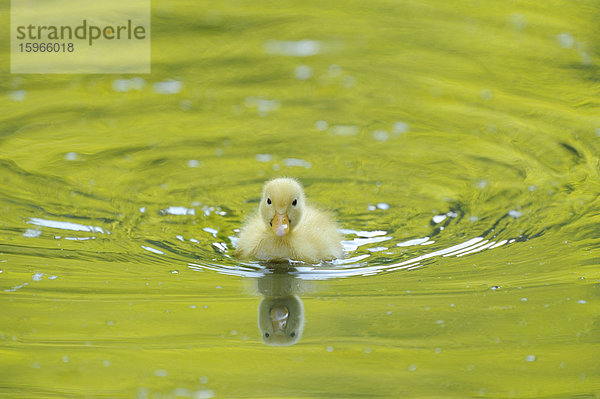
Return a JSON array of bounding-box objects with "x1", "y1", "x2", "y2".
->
[{"x1": 1, "y1": 1, "x2": 600, "y2": 398}]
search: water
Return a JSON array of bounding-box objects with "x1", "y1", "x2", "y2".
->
[{"x1": 2, "y1": 1, "x2": 600, "y2": 397}]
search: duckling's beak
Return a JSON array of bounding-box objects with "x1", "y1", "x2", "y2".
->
[
  {"x1": 270, "y1": 305, "x2": 289, "y2": 331},
  {"x1": 271, "y1": 213, "x2": 290, "y2": 237}
]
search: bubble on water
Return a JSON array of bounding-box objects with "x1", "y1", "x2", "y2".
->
[
  {"x1": 521, "y1": 297, "x2": 528, "y2": 302},
  {"x1": 176, "y1": 235, "x2": 184, "y2": 242},
  {"x1": 392, "y1": 121, "x2": 409, "y2": 134},
  {"x1": 103, "y1": 360, "x2": 111, "y2": 367},
  {"x1": 154, "y1": 369, "x2": 168, "y2": 377},
  {"x1": 408, "y1": 364, "x2": 417, "y2": 372},
  {"x1": 255, "y1": 154, "x2": 272, "y2": 162},
  {"x1": 153, "y1": 79, "x2": 183, "y2": 94},
  {"x1": 372, "y1": 130, "x2": 389, "y2": 142},
  {"x1": 480, "y1": 88, "x2": 493, "y2": 100},
  {"x1": 264, "y1": 39, "x2": 322, "y2": 57},
  {"x1": 195, "y1": 390, "x2": 215, "y2": 399},
  {"x1": 139, "y1": 207, "x2": 146, "y2": 213},
  {"x1": 23, "y1": 229, "x2": 41, "y2": 238},
  {"x1": 343, "y1": 75, "x2": 356, "y2": 88},
  {"x1": 32, "y1": 273, "x2": 44, "y2": 281},
  {"x1": 526, "y1": 355, "x2": 536, "y2": 362},
  {"x1": 62, "y1": 356, "x2": 69, "y2": 363},
  {"x1": 364, "y1": 347, "x2": 372, "y2": 354},
  {"x1": 330, "y1": 125, "x2": 359, "y2": 136},
  {"x1": 283, "y1": 158, "x2": 312, "y2": 168},
  {"x1": 112, "y1": 79, "x2": 130, "y2": 92},
  {"x1": 257, "y1": 99, "x2": 280, "y2": 117},
  {"x1": 326, "y1": 346, "x2": 334, "y2": 352},
  {"x1": 113, "y1": 77, "x2": 145, "y2": 92},
  {"x1": 328, "y1": 64, "x2": 342, "y2": 77},
  {"x1": 9, "y1": 90, "x2": 26, "y2": 102},
  {"x1": 376, "y1": 203, "x2": 390, "y2": 210},
  {"x1": 199, "y1": 376, "x2": 209, "y2": 384},
  {"x1": 64, "y1": 152, "x2": 78, "y2": 161},
  {"x1": 187, "y1": 160, "x2": 201, "y2": 168},
  {"x1": 577, "y1": 300, "x2": 587, "y2": 304},
  {"x1": 508, "y1": 209, "x2": 522, "y2": 218},
  {"x1": 556, "y1": 32, "x2": 574, "y2": 48},
  {"x1": 315, "y1": 120, "x2": 328, "y2": 131},
  {"x1": 509, "y1": 13, "x2": 527, "y2": 30},
  {"x1": 476, "y1": 179, "x2": 488, "y2": 189},
  {"x1": 294, "y1": 65, "x2": 313, "y2": 80}
]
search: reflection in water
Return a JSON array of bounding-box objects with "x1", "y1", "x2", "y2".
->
[{"x1": 256, "y1": 266, "x2": 305, "y2": 346}]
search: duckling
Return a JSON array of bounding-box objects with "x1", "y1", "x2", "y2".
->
[{"x1": 235, "y1": 177, "x2": 342, "y2": 263}]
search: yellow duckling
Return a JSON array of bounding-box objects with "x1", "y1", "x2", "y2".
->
[{"x1": 235, "y1": 177, "x2": 342, "y2": 263}]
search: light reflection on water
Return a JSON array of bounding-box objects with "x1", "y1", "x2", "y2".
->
[
  {"x1": 1, "y1": 0, "x2": 599, "y2": 397},
  {"x1": 189, "y1": 230, "x2": 516, "y2": 280}
]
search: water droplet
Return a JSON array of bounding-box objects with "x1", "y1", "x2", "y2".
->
[
  {"x1": 556, "y1": 32, "x2": 574, "y2": 48},
  {"x1": 392, "y1": 121, "x2": 409, "y2": 134},
  {"x1": 153, "y1": 79, "x2": 183, "y2": 94},
  {"x1": 372, "y1": 130, "x2": 389, "y2": 142},
  {"x1": 315, "y1": 120, "x2": 328, "y2": 131},
  {"x1": 9, "y1": 90, "x2": 26, "y2": 102},
  {"x1": 294, "y1": 65, "x2": 313, "y2": 80}
]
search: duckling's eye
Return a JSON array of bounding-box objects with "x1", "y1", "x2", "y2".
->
[
  {"x1": 290, "y1": 332, "x2": 296, "y2": 338},
  {"x1": 292, "y1": 199, "x2": 297, "y2": 206},
  {"x1": 264, "y1": 332, "x2": 270, "y2": 338},
  {"x1": 267, "y1": 198, "x2": 271, "y2": 205}
]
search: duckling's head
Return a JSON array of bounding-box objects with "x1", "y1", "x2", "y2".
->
[{"x1": 260, "y1": 177, "x2": 305, "y2": 237}]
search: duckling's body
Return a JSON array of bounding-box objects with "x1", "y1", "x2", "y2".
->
[{"x1": 236, "y1": 178, "x2": 342, "y2": 263}]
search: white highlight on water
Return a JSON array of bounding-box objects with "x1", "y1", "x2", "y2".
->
[
  {"x1": 142, "y1": 246, "x2": 165, "y2": 255},
  {"x1": 264, "y1": 39, "x2": 322, "y2": 57},
  {"x1": 28, "y1": 218, "x2": 107, "y2": 234}
]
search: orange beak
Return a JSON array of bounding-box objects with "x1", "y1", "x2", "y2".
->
[{"x1": 271, "y1": 213, "x2": 290, "y2": 237}]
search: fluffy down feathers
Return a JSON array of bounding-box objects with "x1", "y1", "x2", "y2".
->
[{"x1": 235, "y1": 178, "x2": 342, "y2": 263}]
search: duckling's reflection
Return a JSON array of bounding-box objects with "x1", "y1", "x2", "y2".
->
[{"x1": 256, "y1": 265, "x2": 305, "y2": 346}]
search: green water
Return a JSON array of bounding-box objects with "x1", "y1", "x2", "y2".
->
[{"x1": 2, "y1": 0, "x2": 600, "y2": 397}]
